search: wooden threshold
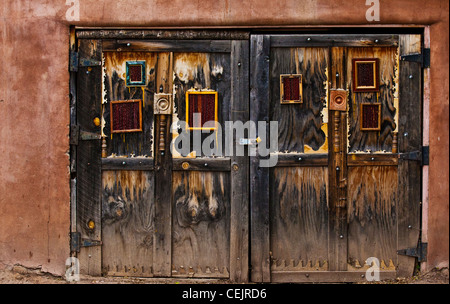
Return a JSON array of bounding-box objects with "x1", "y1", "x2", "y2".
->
[{"x1": 271, "y1": 271, "x2": 397, "y2": 283}]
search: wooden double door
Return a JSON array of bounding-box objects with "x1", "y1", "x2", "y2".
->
[{"x1": 72, "y1": 32, "x2": 422, "y2": 282}]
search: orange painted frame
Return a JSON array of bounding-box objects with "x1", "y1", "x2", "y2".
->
[{"x1": 110, "y1": 99, "x2": 143, "y2": 133}]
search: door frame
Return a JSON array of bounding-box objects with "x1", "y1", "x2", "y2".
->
[{"x1": 69, "y1": 29, "x2": 426, "y2": 283}]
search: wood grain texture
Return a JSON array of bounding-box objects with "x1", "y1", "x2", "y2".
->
[
  {"x1": 346, "y1": 47, "x2": 398, "y2": 153},
  {"x1": 153, "y1": 53, "x2": 174, "y2": 277},
  {"x1": 397, "y1": 35, "x2": 422, "y2": 277},
  {"x1": 172, "y1": 52, "x2": 231, "y2": 157},
  {"x1": 103, "y1": 40, "x2": 232, "y2": 53},
  {"x1": 101, "y1": 170, "x2": 154, "y2": 277},
  {"x1": 172, "y1": 171, "x2": 230, "y2": 278},
  {"x1": 76, "y1": 39, "x2": 103, "y2": 276},
  {"x1": 270, "y1": 47, "x2": 328, "y2": 153},
  {"x1": 250, "y1": 35, "x2": 271, "y2": 283},
  {"x1": 102, "y1": 51, "x2": 158, "y2": 157},
  {"x1": 347, "y1": 166, "x2": 398, "y2": 270},
  {"x1": 270, "y1": 167, "x2": 329, "y2": 268},
  {"x1": 229, "y1": 40, "x2": 250, "y2": 283}
]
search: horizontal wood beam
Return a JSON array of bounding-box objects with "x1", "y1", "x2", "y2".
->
[
  {"x1": 101, "y1": 158, "x2": 154, "y2": 170},
  {"x1": 271, "y1": 271, "x2": 397, "y2": 283},
  {"x1": 273, "y1": 153, "x2": 328, "y2": 167},
  {"x1": 173, "y1": 158, "x2": 231, "y2": 171},
  {"x1": 102, "y1": 39, "x2": 231, "y2": 52},
  {"x1": 347, "y1": 153, "x2": 398, "y2": 166},
  {"x1": 271, "y1": 34, "x2": 399, "y2": 47}
]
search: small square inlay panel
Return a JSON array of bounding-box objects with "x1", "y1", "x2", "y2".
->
[
  {"x1": 186, "y1": 91, "x2": 218, "y2": 130},
  {"x1": 110, "y1": 100, "x2": 142, "y2": 133},
  {"x1": 329, "y1": 89, "x2": 348, "y2": 111},
  {"x1": 280, "y1": 74, "x2": 303, "y2": 104},
  {"x1": 126, "y1": 61, "x2": 146, "y2": 86},
  {"x1": 352, "y1": 58, "x2": 379, "y2": 92},
  {"x1": 360, "y1": 103, "x2": 381, "y2": 131}
]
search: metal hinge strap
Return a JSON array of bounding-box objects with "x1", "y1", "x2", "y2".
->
[
  {"x1": 397, "y1": 241, "x2": 428, "y2": 262},
  {"x1": 70, "y1": 125, "x2": 101, "y2": 146},
  {"x1": 70, "y1": 232, "x2": 102, "y2": 253},
  {"x1": 398, "y1": 146, "x2": 429, "y2": 165},
  {"x1": 400, "y1": 48, "x2": 430, "y2": 68},
  {"x1": 69, "y1": 51, "x2": 102, "y2": 72}
]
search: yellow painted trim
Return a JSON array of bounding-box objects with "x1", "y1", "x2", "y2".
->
[{"x1": 185, "y1": 90, "x2": 218, "y2": 130}]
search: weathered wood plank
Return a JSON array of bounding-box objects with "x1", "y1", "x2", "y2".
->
[
  {"x1": 270, "y1": 47, "x2": 328, "y2": 153},
  {"x1": 347, "y1": 153, "x2": 398, "y2": 166},
  {"x1": 171, "y1": 171, "x2": 230, "y2": 278},
  {"x1": 271, "y1": 34, "x2": 399, "y2": 48},
  {"x1": 250, "y1": 35, "x2": 271, "y2": 283},
  {"x1": 153, "y1": 52, "x2": 174, "y2": 277},
  {"x1": 173, "y1": 158, "x2": 230, "y2": 171},
  {"x1": 328, "y1": 47, "x2": 348, "y2": 272},
  {"x1": 397, "y1": 35, "x2": 422, "y2": 277},
  {"x1": 76, "y1": 39, "x2": 103, "y2": 276},
  {"x1": 346, "y1": 47, "x2": 398, "y2": 153},
  {"x1": 273, "y1": 153, "x2": 328, "y2": 167},
  {"x1": 347, "y1": 166, "x2": 398, "y2": 271},
  {"x1": 103, "y1": 40, "x2": 232, "y2": 53},
  {"x1": 270, "y1": 167, "x2": 329, "y2": 269},
  {"x1": 101, "y1": 170, "x2": 154, "y2": 277},
  {"x1": 102, "y1": 51, "x2": 157, "y2": 157},
  {"x1": 271, "y1": 271, "x2": 396, "y2": 283},
  {"x1": 101, "y1": 157, "x2": 154, "y2": 170},
  {"x1": 171, "y1": 52, "x2": 231, "y2": 157},
  {"x1": 229, "y1": 40, "x2": 250, "y2": 283}
]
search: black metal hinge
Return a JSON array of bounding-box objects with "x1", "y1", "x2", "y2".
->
[
  {"x1": 69, "y1": 51, "x2": 102, "y2": 72},
  {"x1": 398, "y1": 146, "x2": 429, "y2": 166},
  {"x1": 70, "y1": 232, "x2": 102, "y2": 253},
  {"x1": 397, "y1": 241, "x2": 428, "y2": 262},
  {"x1": 400, "y1": 48, "x2": 430, "y2": 68},
  {"x1": 70, "y1": 125, "x2": 102, "y2": 146}
]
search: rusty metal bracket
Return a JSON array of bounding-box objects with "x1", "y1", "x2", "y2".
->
[
  {"x1": 69, "y1": 51, "x2": 102, "y2": 72},
  {"x1": 398, "y1": 146, "x2": 429, "y2": 165},
  {"x1": 397, "y1": 241, "x2": 428, "y2": 262},
  {"x1": 70, "y1": 125, "x2": 101, "y2": 145},
  {"x1": 400, "y1": 48, "x2": 430, "y2": 68},
  {"x1": 70, "y1": 232, "x2": 102, "y2": 253}
]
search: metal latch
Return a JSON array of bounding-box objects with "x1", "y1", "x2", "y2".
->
[
  {"x1": 397, "y1": 241, "x2": 428, "y2": 262},
  {"x1": 70, "y1": 125, "x2": 101, "y2": 145},
  {"x1": 70, "y1": 232, "x2": 102, "y2": 253},
  {"x1": 239, "y1": 137, "x2": 261, "y2": 146},
  {"x1": 400, "y1": 48, "x2": 430, "y2": 68}
]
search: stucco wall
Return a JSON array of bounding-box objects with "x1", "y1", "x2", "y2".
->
[{"x1": 0, "y1": 0, "x2": 448, "y2": 276}]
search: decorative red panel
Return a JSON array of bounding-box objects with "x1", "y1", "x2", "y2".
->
[
  {"x1": 186, "y1": 92, "x2": 218, "y2": 129},
  {"x1": 360, "y1": 103, "x2": 381, "y2": 131},
  {"x1": 110, "y1": 100, "x2": 142, "y2": 133},
  {"x1": 280, "y1": 74, "x2": 302, "y2": 103},
  {"x1": 128, "y1": 65, "x2": 143, "y2": 83},
  {"x1": 352, "y1": 58, "x2": 379, "y2": 92}
]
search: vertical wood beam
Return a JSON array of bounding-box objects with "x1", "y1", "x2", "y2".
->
[
  {"x1": 230, "y1": 40, "x2": 250, "y2": 283},
  {"x1": 153, "y1": 52, "x2": 174, "y2": 277},
  {"x1": 250, "y1": 35, "x2": 271, "y2": 283},
  {"x1": 76, "y1": 39, "x2": 103, "y2": 276},
  {"x1": 397, "y1": 35, "x2": 422, "y2": 277},
  {"x1": 328, "y1": 47, "x2": 348, "y2": 271}
]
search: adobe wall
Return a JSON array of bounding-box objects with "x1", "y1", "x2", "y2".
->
[{"x1": 0, "y1": 0, "x2": 448, "y2": 275}]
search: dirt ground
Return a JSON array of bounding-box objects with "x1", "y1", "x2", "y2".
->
[{"x1": 0, "y1": 265, "x2": 448, "y2": 284}]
